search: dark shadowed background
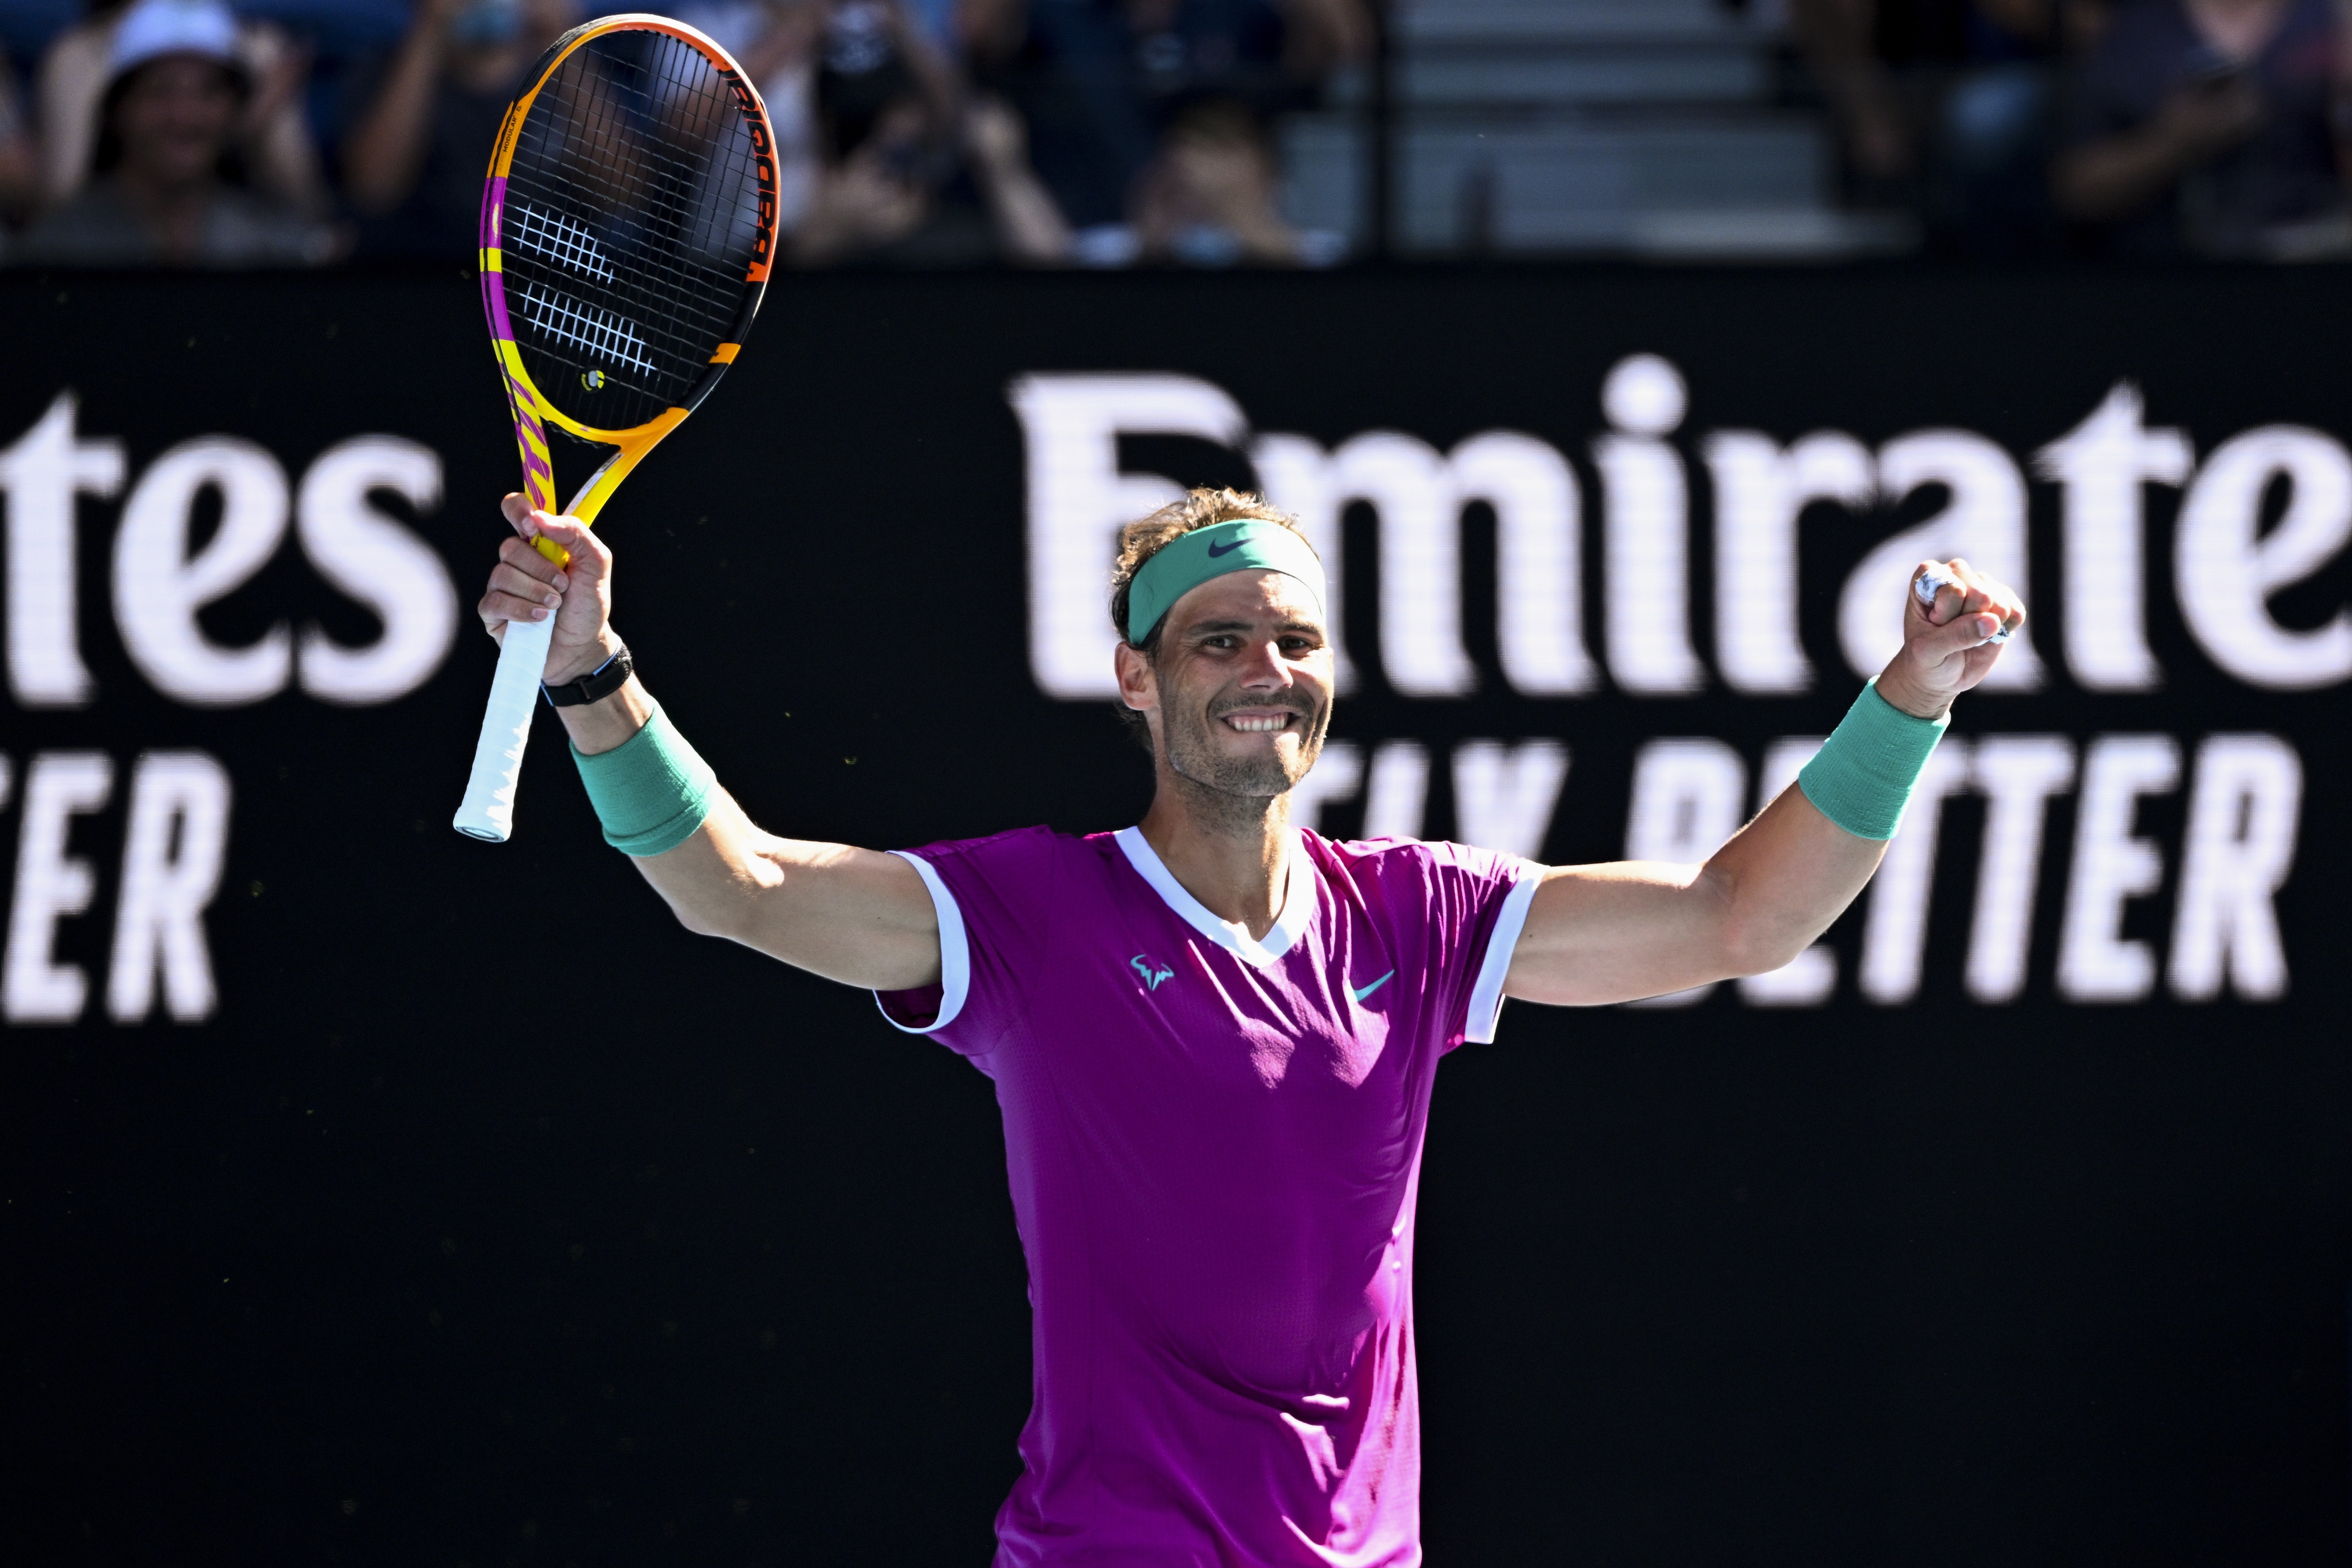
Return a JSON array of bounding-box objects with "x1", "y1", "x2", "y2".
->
[{"x1": 3, "y1": 265, "x2": 2348, "y2": 1565}]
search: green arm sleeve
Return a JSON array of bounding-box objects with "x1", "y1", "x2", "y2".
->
[
  {"x1": 572, "y1": 700, "x2": 717, "y2": 856},
  {"x1": 1796, "y1": 680, "x2": 1950, "y2": 841}
]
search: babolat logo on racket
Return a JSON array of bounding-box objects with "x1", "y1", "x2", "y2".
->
[{"x1": 722, "y1": 66, "x2": 778, "y2": 270}]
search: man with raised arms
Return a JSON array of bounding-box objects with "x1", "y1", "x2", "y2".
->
[{"x1": 477, "y1": 487, "x2": 2024, "y2": 1566}]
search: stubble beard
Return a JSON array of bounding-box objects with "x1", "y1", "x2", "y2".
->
[{"x1": 1158, "y1": 692, "x2": 1330, "y2": 837}]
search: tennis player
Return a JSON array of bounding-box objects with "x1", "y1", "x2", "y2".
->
[{"x1": 479, "y1": 486, "x2": 2023, "y2": 1565}]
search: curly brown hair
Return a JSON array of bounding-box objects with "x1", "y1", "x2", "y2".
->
[{"x1": 1108, "y1": 487, "x2": 1312, "y2": 653}]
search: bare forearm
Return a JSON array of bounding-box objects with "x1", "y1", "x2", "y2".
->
[
  {"x1": 344, "y1": 28, "x2": 446, "y2": 212},
  {"x1": 1502, "y1": 789, "x2": 1882, "y2": 1007},
  {"x1": 975, "y1": 155, "x2": 1071, "y2": 263},
  {"x1": 1502, "y1": 557, "x2": 2020, "y2": 1010},
  {"x1": 479, "y1": 504, "x2": 945, "y2": 992},
  {"x1": 555, "y1": 671, "x2": 941, "y2": 989},
  {"x1": 1700, "y1": 786, "x2": 1886, "y2": 974},
  {"x1": 631, "y1": 793, "x2": 941, "y2": 988},
  {"x1": 2053, "y1": 126, "x2": 2194, "y2": 220},
  {"x1": 787, "y1": 188, "x2": 868, "y2": 267},
  {"x1": 555, "y1": 662, "x2": 651, "y2": 753}
]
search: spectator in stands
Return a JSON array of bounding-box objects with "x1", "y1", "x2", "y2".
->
[
  {"x1": 35, "y1": 0, "x2": 323, "y2": 215},
  {"x1": 1788, "y1": 1, "x2": 2112, "y2": 257},
  {"x1": 2053, "y1": 0, "x2": 2348, "y2": 258},
  {"x1": 341, "y1": 0, "x2": 579, "y2": 257},
  {"x1": 16, "y1": 0, "x2": 336, "y2": 264},
  {"x1": 964, "y1": 0, "x2": 1366, "y2": 261},
  {"x1": 791, "y1": 0, "x2": 1070, "y2": 264},
  {"x1": 667, "y1": 0, "x2": 826, "y2": 78},
  {"x1": 661, "y1": 0, "x2": 826, "y2": 231},
  {"x1": 1130, "y1": 96, "x2": 1331, "y2": 264}
]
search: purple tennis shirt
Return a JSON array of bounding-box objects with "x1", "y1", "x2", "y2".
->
[{"x1": 875, "y1": 824, "x2": 1540, "y2": 1566}]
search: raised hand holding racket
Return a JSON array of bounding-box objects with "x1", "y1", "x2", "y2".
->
[
  {"x1": 453, "y1": 14, "x2": 776, "y2": 842},
  {"x1": 477, "y1": 500, "x2": 613, "y2": 694}
]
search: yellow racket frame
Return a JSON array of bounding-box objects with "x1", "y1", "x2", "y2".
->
[{"x1": 478, "y1": 13, "x2": 776, "y2": 563}]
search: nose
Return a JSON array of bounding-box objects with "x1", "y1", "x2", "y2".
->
[{"x1": 1235, "y1": 636, "x2": 1293, "y2": 690}]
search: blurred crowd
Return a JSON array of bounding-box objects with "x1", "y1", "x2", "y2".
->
[
  {"x1": 0, "y1": 0, "x2": 1365, "y2": 266},
  {"x1": 1791, "y1": 0, "x2": 2352, "y2": 260},
  {"x1": 1, "y1": 0, "x2": 2349, "y2": 267}
]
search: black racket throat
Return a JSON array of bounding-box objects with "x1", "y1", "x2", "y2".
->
[{"x1": 542, "y1": 425, "x2": 628, "y2": 515}]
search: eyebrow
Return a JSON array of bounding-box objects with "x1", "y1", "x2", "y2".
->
[{"x1": 1184, "y1": 618, "x2": 1324, "y2": 637}]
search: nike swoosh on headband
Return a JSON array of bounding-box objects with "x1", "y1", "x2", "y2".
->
[{"x1": 1124, "y1": 519, "x2": 1329, "y2": 643}]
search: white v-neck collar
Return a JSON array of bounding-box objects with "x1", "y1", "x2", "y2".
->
[{"x1": 1113, "y1": 826, "x2": 1314, "y2": 968}]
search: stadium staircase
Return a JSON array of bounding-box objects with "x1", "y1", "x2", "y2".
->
[{"x1": 1282, "y1": 0, "x2": 1916, "y2": 259}]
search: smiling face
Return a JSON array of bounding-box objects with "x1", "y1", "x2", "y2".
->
[
  {"x1": 1116, "y1": 570, "x2": 1335, "y2": 802},
  {"x1": 112, "y1": 56, "x2": 241, "y2": 191}
]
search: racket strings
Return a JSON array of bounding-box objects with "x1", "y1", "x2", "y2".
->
[
  {"x1": 507, "y1": 201, "x2": 614, "y2": 282},
  {"x1": 510, "y1": 47, "x2": 743, "y2": 381},
  {"x1": 500, "y1": 30, "x2": 765, "y2": 431},
  {"x1": 522, "y1": 38, "x2": 750, "y2": 293}
]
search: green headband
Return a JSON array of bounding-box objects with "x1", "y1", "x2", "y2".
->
[{"x1": 1125, "y1": 520, "x2": 1329, "y2": 644}]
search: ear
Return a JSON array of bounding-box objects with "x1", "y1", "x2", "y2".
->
[{"x1": 1114, "y1": 640, "x2": 1158, "y2": 713}]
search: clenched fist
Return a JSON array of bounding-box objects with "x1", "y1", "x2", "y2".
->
[{"x1": 1873, "y1": 557, "x2": 2025, "y2": 719}]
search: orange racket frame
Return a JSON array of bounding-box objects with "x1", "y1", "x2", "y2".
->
[
  {"x1": 478, "y1": 13, "x2": 776, "y2": 548},
  {"x1": 454, "y1": 15, "x2": 775, "y2": 842}
]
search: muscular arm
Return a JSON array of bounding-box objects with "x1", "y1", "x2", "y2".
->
[
  {"x1": 1503, "y1": 786, "x2": 1882, "y2": 1007},
  {"x1": 1503, "y1": 558, "x2": 2025, "y2": 1007},
  {"x1": 1784, "y1": 0, "x2": 1912, "y2": 178},
  {"x1": 479, "y1": 502, "x2": 942, "y2": 992}
]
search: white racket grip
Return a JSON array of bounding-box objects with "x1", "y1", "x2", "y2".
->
[{"x1": 452, "y1": 612, "x2": 555, "y2": 842}]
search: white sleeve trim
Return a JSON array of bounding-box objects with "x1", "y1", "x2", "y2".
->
[
  {"x1": 1464, "y1": 867, "x2": 1542, "y2": 1045},
  {"x1": 872, "y1": 851, "x2": 970, "y2": 1034}
]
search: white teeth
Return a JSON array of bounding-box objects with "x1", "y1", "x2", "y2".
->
[{"x1": 1225, "y1": 714, "x2": 1290, "y2": 733}]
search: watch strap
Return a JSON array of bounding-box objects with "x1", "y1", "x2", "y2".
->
[{"x1": 542, "y1": 642, "x2": 633, "y2": 707}]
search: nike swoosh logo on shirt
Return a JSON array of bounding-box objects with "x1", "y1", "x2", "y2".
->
[
  {"x1": 1352, "y1": 971, "x2": 1394, "y2": 1003},
  {"x1": 1206, "y1": 538, "x2": 1246, "y2": 557}
]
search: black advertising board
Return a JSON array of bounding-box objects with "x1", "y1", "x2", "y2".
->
[{"x1": 3, "y1": 266, "x2": 2348, "y2": 1563}]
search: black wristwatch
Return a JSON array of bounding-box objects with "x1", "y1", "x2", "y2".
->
[{"x1": 542, "y1": 642, "x2": 633, "y2": 707}]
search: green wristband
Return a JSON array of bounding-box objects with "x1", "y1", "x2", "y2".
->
[
  {"x1": 1797, "y1": 680, "x2": 1950, "y2": 841},
  {"x1": 572, "y1": 700, "x2": 716, "y2": 856}
]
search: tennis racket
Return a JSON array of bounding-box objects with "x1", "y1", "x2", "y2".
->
[{"x1": 452, "y1": 14, "x2": 776, "y2": 842}]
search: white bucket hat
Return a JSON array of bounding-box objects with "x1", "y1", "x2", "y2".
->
[{"x1": 107, "y1": 0, "x2": 246, "y2": 84}]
